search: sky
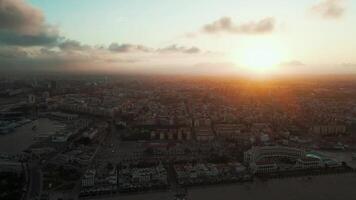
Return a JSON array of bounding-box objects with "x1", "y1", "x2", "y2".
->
[{"x1": 0, "y1": 0, "x2": 356, "y2": 75}]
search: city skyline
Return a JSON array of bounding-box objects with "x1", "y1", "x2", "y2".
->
[
  {"x1": 1, "y1": 0, "x2": 356, "y2": 75},
  {"x1": 2, "y1": 1, "x2": 356, "y2": 199}
]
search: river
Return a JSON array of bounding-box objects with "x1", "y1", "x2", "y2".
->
[
  {"x1": 0, "y1": 118, "x2": 64, "y2": 154},
  {"x1": 96, "y1": 173, "x2": 356, "y2": 200}
]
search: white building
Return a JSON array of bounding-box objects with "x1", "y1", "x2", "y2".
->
[
  {"x1": 244, "y1": 146, "x2": 336, "y2": 174},
  {"x1": 244, "y1": 146, "x2": 305, "y2": 164},
  {"x1": 250, "y1": 160, "x2": 278, "y2": 174}
]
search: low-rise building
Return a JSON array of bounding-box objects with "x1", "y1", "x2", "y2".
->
[
  {"x1": 82, "y1": 169, "x2": 96, "y2": 187},
  {"x1": 195, "y1": 127, "x2": 215, "y2": 142}
]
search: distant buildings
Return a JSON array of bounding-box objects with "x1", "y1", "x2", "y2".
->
[
  {"x1": 118, "y1": 163, "x2": 168, "y2": 192},
  {"x1": 150, "y1": 128, "x2": 192, "y2": 141},
  {"x1": 310, "y1": 125, "x2": 346, "y2": 136},
  {"x1": 214, "y1": 123, "x2": 242, "y2": 139},
  {"x1": 195, "y1": 127, "x2": 215, "y2": 142},
  {"x1": 80, "y1": 163, "x2": 118, "y2": 196},
  {"x1": 2, "y1": 75, "x2": 356, "y2": 198},
  {"x1": 174, "y1": 162, "x2": 247, "y2": 186},
  {"x1": 50, "y1": 112, "x2": 78, "y2": 121}
]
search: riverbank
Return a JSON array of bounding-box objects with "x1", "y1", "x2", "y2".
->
[{"x1": 90, "y1": 173, "x2": 356, "y2": 200}]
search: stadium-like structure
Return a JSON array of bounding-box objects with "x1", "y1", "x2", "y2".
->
[{"x1": 243, "y1": 146, "x2": 338, "y2": 174}]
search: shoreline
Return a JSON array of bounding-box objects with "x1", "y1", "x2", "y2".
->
[
  {"x1": 83, "y1": 173, "x2": 356, "y2": 200},
  {"x1": 81, "y1": 170, "x2": 356, "y2": 200}
]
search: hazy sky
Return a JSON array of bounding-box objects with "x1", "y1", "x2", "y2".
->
[{"x1": 1, "y1": 0, "x2": 356, "y2": 75}]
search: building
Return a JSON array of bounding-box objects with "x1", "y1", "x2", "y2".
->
[
  {"x1": 250, "y1": 160, "x2": 278, "y2": 174},
  {"x1": 51, "y1": 131, "x2": 74, "y2": 143},
  {"x1": 310, "y1": 125, "x2": 346, "y2": 136},
  {"x1": 244, "y1": 146, "x2": 305, "y2": 164},
  {"x1": 0, "y1": 160, "x2": 23, "y2": 174},
  {"x1": 151, "y1": 128, "x2": 192, "y2": 141},
  {"x1": 28, "y1": 94, "x2": 36, "y2": 104},
  {"x1": 195, "y1": 127, "x2": 215, "y2": 142},
  {"x1": 214, "y1": 123, "x2": 242, "y2": 139},
  {"x1": 82, "y1": 169, "x2": 96, "y2": 187},
  {"x1": 295, "y1": 157, "x2": 323, "y2": 169},
  {"x1": 244, "y1": 146, "x2": 338, "y2": 174},
  {"x1": 50, "y1": 112, "x2": 78, "y2": 121}
]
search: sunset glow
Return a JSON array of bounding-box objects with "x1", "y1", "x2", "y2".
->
[
  {"x1": 0, "y1": 0, "x2": 355, "y2": 75},
  {"x1": 241, "y1": 45, "x2": 283, "y2": 74},
  {"x1": 1, "y1": 1, "x2": 356, "y2": 200}
]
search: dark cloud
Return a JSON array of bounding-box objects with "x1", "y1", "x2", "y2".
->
[
  {"x1": 39, "y1": 47, "x2": 57, "y2": 56},
  {"x1": 158, "y1": 45, "x2": 201, "y2": 54},
  {"x1": 0, "y1": 46, "x2": 28, "y2": 58},
  {"x1": 311, "y1": 0, "x2": 345, "y2": 19},
  {"x1": 0, "y1": 0, "x2": 60, "y2": 46},
  {"x1": 108, "y1": 43, "x2": 201, "y2": 54},
  {"x1": 59, "y1": 39, "x2": 91, "y2": 51},
  {"x1": 0, "y1": 0, "x2": 44, "y2": 35},
  {"x1": 279, "y1": 60, "x2": 306, "y2": 67},
  {"x1": 108, "y1": 43, "x2": 152, "y2": 53},
  {"x1": 202, "y1": 17, "x2": 275, "y2": 35},
  {"x1": 0, "y1": 0, "x2": 206, "y2": 73},
  {"x1": 0, "y1": 0, "x2": 205, "y2": 72},
  {"x1": 0, "y1": 29, "x2": 60, "y2": 46}
]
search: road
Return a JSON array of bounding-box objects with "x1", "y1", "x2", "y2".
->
[{"x1": 25, "y1": 161, "x2": 42, "y2": 200}]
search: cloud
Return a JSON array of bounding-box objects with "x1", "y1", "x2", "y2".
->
[
  {"x1": 108, "y1": 43, "x2": 201, "y2": 54},
  {"x1": 0, "y1": 0, "x2": 206, "y2": 73},
  {"x1": 0, "y1": 46, "x2": 28, "y2": 58},
  {"x1": 202, "y1": 17, "x2": 275, "y2": 35},
  {"x1": 108, "y1": 43, "x2": 152, "y2": 53},
  {"x1": 0, "y1": 29, "x2": 60, "y2": 46},
  {"x1": 0, "y1": 42, "x2": 206, "y2": 73},
  {"x1": 0, "y1": 0, "x2": 60, "y2": 46},
  {"x1": 311, "y1": 0, "x2": 346, "y2": 19},
  {"x1": 158, "y1": 44, "x2": 201, "y2": 54},
  {"x1": 58, "y1": 39, "x2": 91, "y2": 51},
  {"x1": 341, "y1": 63, "x2": 356, "y2": 68},
  {"x1": 279, "y1": 60, "x2": 306, "y2": 67},
  {"x1": 0, "y1": 0, "x2": 44, "y2": 35},
  {"x1": 182, "y1": 32, "x2": 198, "y2": 39},
  {"x1": 184, "y1": 47, "x2": 200, "y2": 54}
]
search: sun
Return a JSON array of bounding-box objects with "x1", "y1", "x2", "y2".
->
[
  {"x1": 231, "y1": 42, "x2": 286, "y2": 75},
  {"x1": 244, "y1": 47, "x2": 280, "y2": 72}
]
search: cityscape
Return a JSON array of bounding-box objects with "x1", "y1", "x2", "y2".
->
[
  {"x1": 2, "y1": 75, "x2": 356, "y2": 200},
  {"x1": 1, "y1": 0, "x2": 356, "y2": 200}
]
